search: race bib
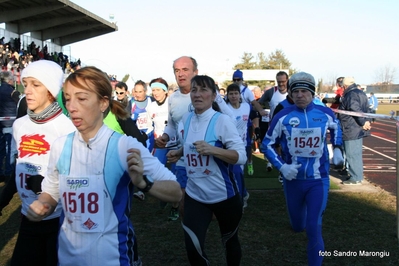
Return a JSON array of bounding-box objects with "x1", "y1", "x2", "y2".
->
[
  {"x1": 289, "y1": 127, "x2": 322, "y2": 158},
  {"x1": 136, "y1": 113, "x2": 148, "y2": 130},
  {"x1": 60, "y1": 175, "x2": 105, "y2": 233},
  {"x1": 184, "y1": 143, "x2": 213, "y2": 179}
]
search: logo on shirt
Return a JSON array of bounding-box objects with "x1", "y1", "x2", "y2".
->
[
  {"x1": 299, "y1": 129, "x2": 314, "y2": 136},
  {"x1": 189, "y1": 144, "x2": 197, "y2": 153},
  {"x1": 67, "y1": 178, "x2": 89, "y2": 190},
  {"x1": 288, "y1": 117, "x2": 300, "y2": 127},
  {"x1": 82, "y1": 218, "x2": 99, "y2": 230},
  {"x1": 24, "y1": 163, "x2": 42, "y2": 174},
  {"x1": 19, "y1": 134, "x2": 50, "y2": 158},
  {"x1": 203, "y1": 169, "x2": 212, "y2": 175}
]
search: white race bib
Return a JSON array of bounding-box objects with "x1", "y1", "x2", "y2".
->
[
  {"x1": 136, "y1": 113, "x2": 148, "y2": 130},
  {"x1": 60, "y1": 175, "x2": 105, "y2": 233},
  {"x1": 184, "y1": 142, "x2": 214, "y2": 179},
  {"x1": 289, "y1": 127, "x2": 322, "y2": 158}
]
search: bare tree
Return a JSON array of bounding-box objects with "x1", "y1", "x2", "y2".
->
[{"x1": 374, "y1": 64, "x2": 398, "y2": 92}]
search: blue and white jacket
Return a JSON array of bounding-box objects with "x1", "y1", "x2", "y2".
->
[{"x1": 262, "y1": 102, "x2": 342, "y2": 180}]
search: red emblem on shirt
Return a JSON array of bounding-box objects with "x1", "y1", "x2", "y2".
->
[
  {"x1": 19, "y1": 134, "x2": 50, "y2": 158},
  {"x1": 203, "y1": 169, "x2": 211, "y2": 175},
  {"x1": 83, "y1": 218, "x2": 98, "y2": 230}
]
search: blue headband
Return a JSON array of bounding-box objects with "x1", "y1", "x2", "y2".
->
[{"x1": 150, "y1": 82, "x2": 168, "y2": 92}]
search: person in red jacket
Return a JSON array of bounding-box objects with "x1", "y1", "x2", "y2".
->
[{"x1": 322, "y1": 77, "x2": 344, "y2": 109}]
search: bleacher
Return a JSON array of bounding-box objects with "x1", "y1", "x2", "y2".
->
[{"x1": 0, "y1": 0, "x2": 118, "y2": 89}]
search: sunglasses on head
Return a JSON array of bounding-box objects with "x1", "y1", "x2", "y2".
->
[
  {"x1": 115, "y1": 91, "x2": 125, "y2": 95},
  {"x1": 233, "y1": 78, "x2": 242, "y2": 82}
]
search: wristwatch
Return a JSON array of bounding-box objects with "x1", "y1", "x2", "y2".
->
[{"x1": 138, "y1": 175, "x2": 154, "y2": 193}]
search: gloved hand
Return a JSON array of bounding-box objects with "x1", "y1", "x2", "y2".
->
[
  {"x1": 280, "y1": 163, "x2": 301, "y2": 181},
  {"x1": 332, "y1": 147, "x2": 344, "y2": 167},
  {"x1": 254, "y1": 127, "x2": 261, "y2": 141},
  {"x1": 26, "y1": 175, "x2": 44, "y2": 194}
]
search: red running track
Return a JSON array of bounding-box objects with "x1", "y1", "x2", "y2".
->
[{"x1": 359, "y1": 119, "x2": 397, "y2": 195}]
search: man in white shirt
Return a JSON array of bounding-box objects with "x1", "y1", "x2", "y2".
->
[
  {"x1": 258, "y1": 71, "x2": 289, "y2": 176},
  {"x1": 156, "y1": 56, "x2": 198, "y2": 221}
]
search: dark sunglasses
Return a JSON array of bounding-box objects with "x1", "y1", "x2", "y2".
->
[
  {"x1": 115, "y1": 91, "x2": 125, "y2": 95},
  {"x1": 233, "y1": 79, "x2": 242, "y2": 82}
]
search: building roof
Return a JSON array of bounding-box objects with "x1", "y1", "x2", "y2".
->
[{"x1": 0, "y1": 0, "x2": 117, "y2": 46}]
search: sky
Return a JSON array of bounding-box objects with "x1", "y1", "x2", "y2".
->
[{"x1": 69, "y1": 0, "x2": 399, "y2": 87}]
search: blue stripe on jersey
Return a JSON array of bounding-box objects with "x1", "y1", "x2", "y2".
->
[
  {"x1": 104, "y1": 133, "x2": 135, "y2": 266},
  {"x1": 57, "y1": 132, "x2": 74, "y2": 175},
  {"x1": 57, "y1": 132, "x2": 136, "y2": 265}
]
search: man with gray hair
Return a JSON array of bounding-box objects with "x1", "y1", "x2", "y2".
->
[
  {"x1": 0, "y1": 71, "x2": 20, "y2": 182},
  {"x1": 338, "y1": 77, "x2": 371, "y2": 185}
]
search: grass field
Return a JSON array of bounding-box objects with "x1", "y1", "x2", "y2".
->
[
  {"x1": 2, "y1": 160, "x2": 399, "y2": 265},
  {"x1": 376, "y1": 103, "x2": 399, "y2": 118},
  {"x1": 1, "y1": 103, "x2": 399, "y2": 265}
]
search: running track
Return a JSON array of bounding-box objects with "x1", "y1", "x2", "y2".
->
[{"x1": 361, "y1": 119, "x2": 397, "y2": 195}]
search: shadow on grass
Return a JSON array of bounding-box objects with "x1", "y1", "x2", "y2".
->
[
  {"x1": 131, "y1": 189, "x2": 398, "y2": 266},
  {"x1": 245, "y1": 153, "x2": 341, "y2": 190},
  {"x1": 1, "y1": 172, "x2": 398, "y2": 265}
]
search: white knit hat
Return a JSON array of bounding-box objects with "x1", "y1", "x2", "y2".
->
[{"x1": 21, "y1": 60, "x2": 64, "y2": 98}]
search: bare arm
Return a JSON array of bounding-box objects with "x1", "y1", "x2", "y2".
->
[{"x1": 252, "y1": 100, "x2": 267, "y2": 116}]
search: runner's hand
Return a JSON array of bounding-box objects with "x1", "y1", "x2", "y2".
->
[{"x1": 280, "y1": 163, "x2": 301, "y2": 181}]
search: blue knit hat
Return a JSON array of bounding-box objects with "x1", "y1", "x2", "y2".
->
[{"x1": 232, "y1": 69, "x2": 243, "y2": 80}]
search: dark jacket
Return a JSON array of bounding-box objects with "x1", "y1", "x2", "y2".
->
[
  {"x1": 338, "y1": 84, "x2": 370, "y2": 140},
  {"x1": 0, "y1": 82, "x2": 19, "y2": 128}
]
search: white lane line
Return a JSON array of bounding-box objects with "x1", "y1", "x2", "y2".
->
[
  {"x1": 370, "y1": 134, "x2": 396, "y2": 144},
  {"x1": 364, "y1": 170, "x2": 396, "y2": 172},
  {"x1": 363, "y1": 146, "x2": 396, "y2": 161}
]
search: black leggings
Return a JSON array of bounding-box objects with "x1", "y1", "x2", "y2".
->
[
  {"x1": 11, "y1": 215, "x2": 59, "y2": 266},
  {"x1": 183, "y1": 193, "x2": 242, "y2": 266},
  {"x1": 259, "y1": 121, "x2": 269, "y2": 142}
]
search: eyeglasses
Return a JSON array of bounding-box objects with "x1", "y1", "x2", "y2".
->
[
  {"x1": 233, "y1": 79, "x2": 242, "y2": 82},
  {"x1": 115, "y1": 91, "x2": 125, "y2": 95}
]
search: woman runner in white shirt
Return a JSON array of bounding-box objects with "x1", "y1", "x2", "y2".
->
[
  {"x1": 167, "y1": 75, "x2": 246, "y2": 265},
  {"x1": 27, "y1": 66, "x2": 182, "y2": 266}
]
